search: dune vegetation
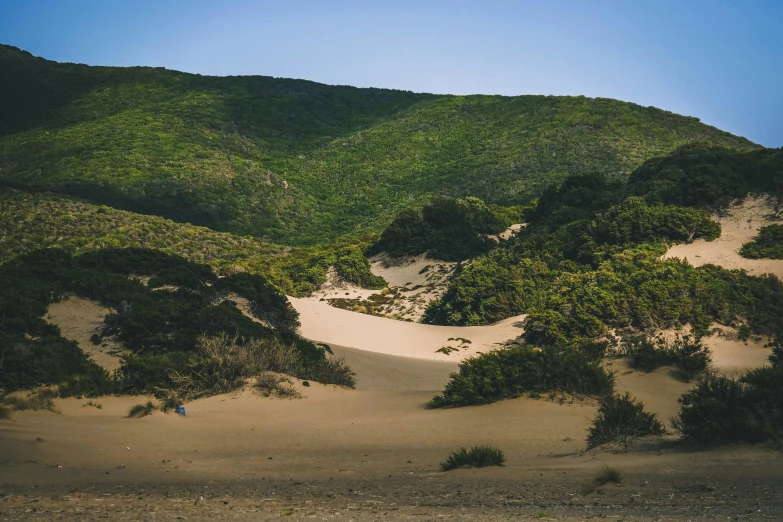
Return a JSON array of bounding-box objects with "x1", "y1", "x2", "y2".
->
[
  {"x1": 0, "y1": 44, "x2": 758, "y2": 245},
  {"x1": 740, "y1": 224, "x2": 783, "y2": 259},
  {"x1": 425, "y1": 146, "x2": 783, "y2": 428},
  {"x1": 0, "y1": 247, "x2": 354, "y2": 398},
  {"x1": 0, "y1": 188, "x2": 384, "y2": 297}
]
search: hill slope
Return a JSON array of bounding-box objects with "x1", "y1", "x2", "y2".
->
[{"x1": 0, "y1": 44, "x2": 759, "y2": 244}]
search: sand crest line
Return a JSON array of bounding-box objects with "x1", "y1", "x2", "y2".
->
[{"x1": 288, "y1": 296, "x2": 526, "y2": 362}]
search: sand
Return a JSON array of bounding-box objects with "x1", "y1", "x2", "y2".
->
[
  {"x1": 45, "y1": 296, "x2": 127, "y2": 373},
  {"x1": 3, "y1": 342, "x2": 783, "y2": 520},
  {"x1": 664, "y1": 196, "x2": 783, "y2": 279},
  {"x1": 290, "y1": 296, "x2": 526, "y2": 361}
]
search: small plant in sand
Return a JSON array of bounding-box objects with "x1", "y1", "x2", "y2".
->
[
  {"x1": 440, "y1": 445, "x2": 505, "y2": 471},
  {"x1": 0, "y1": 405, "x2": 12, "y2": 421},
  {"x1": 83, "y1": 400, "x2": 102, "y2": 409},
  {"x1": 128, "y1": 401, "x2": 158, "y2": 418},
  {"x1": 593, "y1": 465, "x2": 622, "y2": 486},
  {"x1": 435, "y1": 346, "x2": 459, "y2": 355},
  {"x1": 255, "y1": 372, "x2": 301, "y2": 399},
  {"x1": 587, "y1": 393, "x2": 665, "y2": 450}
]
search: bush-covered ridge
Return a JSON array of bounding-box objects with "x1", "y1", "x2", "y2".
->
[
  {"x1": 0, "y1": 189, "x2": 384, "y2": 297},
  {"x1": 0, "y1": 247, "x2": 353, "y2": 397},
  {"x1": 425, "y1": 146, "x2": 783, "y2": 340},
  {"x1": 0, "y1": 44, "x2": 758, "y2": 245}
]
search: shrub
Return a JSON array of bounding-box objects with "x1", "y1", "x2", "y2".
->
[
  {"x1": 167, "y1": 335, "x2": 355, "y2": 401},
  {"x1": 673, "y1": 365, "x2": 783, "y2": 445},
  {"x1": 623, "y1": 336, "x2": 712, "y2": 381},
  {"x1": 368, "y1": 197, "x2": 519, "y2": 261},
  {"x1": 255, "y1": 372, "x2": 301, "y2": 399},
  {"x1": 593, "y1": 465, "x2": 622, "y2": 486},
  {"x1": 587, "y1": 393, "x2": 665, "y2": 450},
  {"x1": 128, "y1": 401, "x2": 158, "y2": 418},
  {"x1": 740, "y1": 224, "x2": 783, "y2": 260},
  {"x1": 441, "y1": 445, "x2": 505, "y2": 471},
  {"x1": 0, "y1": 405, "x2": 12, "y2": 420},
  {"x1": 428, "y1": 344, "x2": 614, "y2": 408}
]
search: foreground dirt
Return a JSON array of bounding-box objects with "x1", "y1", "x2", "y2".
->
[{"x1": 3, "y1": 465, "x2": 782, "y2": 521}]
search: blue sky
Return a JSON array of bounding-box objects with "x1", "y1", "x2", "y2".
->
[{"x1": 1, "y1": 0, "x2": 781, "y2": 146}]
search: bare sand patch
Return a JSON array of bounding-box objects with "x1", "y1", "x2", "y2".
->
[
  {"x1": 664, "y1": 196, "x2": 783, "y2": 279},
  {"x1": 45, "y1": 296, "x2": 127, "y2": 373},
  {"x1": 290, "y1": 296, "x2": 525, "y2": 361},
  {"x1": 703, "y1": 325, "x2": 772, "y2": 377}
]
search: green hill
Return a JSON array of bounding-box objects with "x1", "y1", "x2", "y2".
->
[{"x1": 0, "y1": 44, "x2": 759, "y2": 245}]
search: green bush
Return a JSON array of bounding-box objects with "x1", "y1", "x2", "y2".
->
[
  {"x1": 623, "y1": 336, "x2": 712, "y2": 381},
  {"x1": 587, "y1": 392, "x2": 665, "y2": 449},
  {"x1": 740, "y1": 224, "x2": 783, "y2": 260},
  {"x1": 673, "y1": 364, "x2": 783, "y2": 445},
  {"x1": 368, "y1": 196, "x2": 520, "y2": 261},
  {"x1": 427, "y1": 344, "x2": 614, "y2": 407},
  {"x1": 440, "y1": 445, "x2": 505, "y2": 471}
]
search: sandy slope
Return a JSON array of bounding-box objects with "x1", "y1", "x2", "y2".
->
[
  {"x1": 45, "y1": 296, "x2": 127, "y2": 372},
  {"x1": 290, "y1": 296, "x2": 526, "y2": 361},
  {"x1": 664, "y1": 196, "x2": 783, "y2": 279}
]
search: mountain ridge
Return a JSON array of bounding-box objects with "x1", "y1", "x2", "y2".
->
[{"x1": 0, "y1": 43, "x2": 760, "y2": 245}]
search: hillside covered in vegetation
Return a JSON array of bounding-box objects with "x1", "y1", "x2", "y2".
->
[
  {"x1": 0, "y1": 189, "x2": 384, "y2": 297},
  {"x1": 0, "y1": 44, "x2": 758, "y2": 245},
  {"x1": 0, "y1": 248, "x2": 354, "y2": 398},
  {"x1": 425, "y1": 145, "x2": 783, "y2": 340}
]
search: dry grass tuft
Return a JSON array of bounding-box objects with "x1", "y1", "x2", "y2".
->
[{"x1": 255, "y1": 372, "x2": 301, "y2": 399}]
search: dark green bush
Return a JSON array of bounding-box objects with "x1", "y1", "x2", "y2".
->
[
  {"x1": 369, "y1": 197, "x2": 519, "y2": 261},
  {"x1": 673, "y1": 365, "x2": 783, "y2": 445},
  {"x1": 427, "y1": 344, "x2": 614, "y2": 407},
  {"x1": 0, "y1": 248, "x2": 352, "y2": 398},
  {"x1": 623, "y1": 336, "x2": 712, "y2": 381},
  {"x1": 587, "y1": 392, "x2": 665, "y2": 449},
  {"x1": 440, "y1": 445, "x2": 505, "y2": 471},
  {"x1": 740, "y1": 224, "x2": 783, "y2": 260}
]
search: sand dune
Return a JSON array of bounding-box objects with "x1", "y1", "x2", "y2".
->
[
  {"x1": 290, "y1": 296, "x2": 526, "y2": 361},
  {"x1": 664, "y1": 196, "x2": 783, "y2": 279}
]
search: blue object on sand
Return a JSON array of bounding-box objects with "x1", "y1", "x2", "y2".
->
[{"x1": 175, "y1": 406, "x2": 186, "y2": 416}]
